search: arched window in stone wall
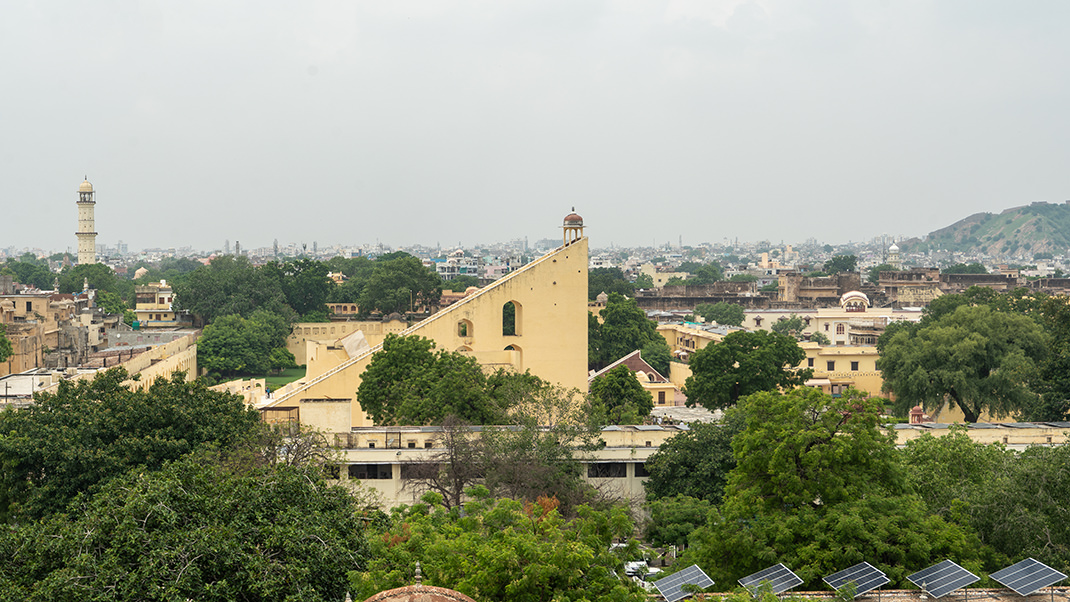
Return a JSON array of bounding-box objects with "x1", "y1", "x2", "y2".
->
[
  {"x1": 457, "y1": 319, "x2": 473, "y2": 338},
  {"x1": 502, "y1": 301, "x2": 522, "y2": 336}
]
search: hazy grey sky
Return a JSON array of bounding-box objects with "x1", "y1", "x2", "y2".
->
[{"x1": 4, "y1": 1, "x2": 1069, "y2": 253}]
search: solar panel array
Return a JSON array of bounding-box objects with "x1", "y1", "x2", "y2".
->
[
  {"x1": 907, "y1": 560, "x2": 979, "y2": 598},
  {"x1": 991, "y1": 558, "x2": 1068, "y2": 596},
  {"x1": 739, "y1": 563, "x2": 804, "y2": 595},
  {"x1": 823, "y1": 562, "x2": 890, "y2": 597},
  {"x1": 653, "y1": 564, "x2": 715, "y2": 602}
]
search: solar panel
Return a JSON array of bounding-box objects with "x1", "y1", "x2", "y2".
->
[
  {"x1": 653, "y1": 564, "x2": 715, "y2": 602},
  {"x1": 907, "y1": 560, "x2": 979, "y2": 598},
  {"x1": 823, "y1": 562, "x2": 890, "y2": 597},
  {"x1": 991, "y1": 558, "x2": 1068, "y2": 597},
  {"x1": 739, "y1": 563, "x2": 804, "y2": 595}
]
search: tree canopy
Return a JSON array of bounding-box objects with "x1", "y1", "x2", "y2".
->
[
  {"x1": 589, "y1": 293, "x2": 672, "y2": 375},
  {"x1": 681, "y1": 388, "x2": 984, "y2": 589},
  {"x1": 350, "y1": 491, "x2": 647, "y2": 602},
  {"x1": 357, "y1": 334, "x2": 512, "y2": 425},
  {"x1": 868, "y1": 263, "x2": 895, "y2": 285},
  {"x1": 359, "y1": 253, "x2": 442, "y2": 314},
  {"x1": 694, "y1": 301, "x2": 744, "y2": 327},
  {"x1": 0, "y1": 325, "x2": 12, "y2": 363},
  {"x1": 877, "y1": 304, "x2": 1047, "y2": 422},
  {"x1": 588, "y1": 267, "x2": 634, "y2": 300},
  {"x1": 589, "y1": 364, "x2": 653, "y2": 425},
  {"x1": 0, "y1": 455, "x2": 369, "y2": 601},
  {"x1": 822, "y1": 254, "x2": 858, "y2": 274},
  {"x1": 643, "y1": 414, "x2": 743, "y2": 503},
  {"x1": 770, "y1": 314, "x2": 806, "y2": 338},
  {"x1": 0, "y1": 368, "x2": 259, "y2": 522},
  {"x1": 943, "y1": 262, "x2": 988, "y2": 274},
  {"x1": 683, "y1": 330, "x2": 811, "y2": 410},
  {"x1": 197, "y1": 310, "x2": 292, "y2": 379}
]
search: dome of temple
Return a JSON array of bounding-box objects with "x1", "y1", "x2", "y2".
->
[
  {"x1": 78, "y1": 178, "x2": 93, "y2": 193},
  {"x1": 563, "y1": 208, "x2": 583, "y2": 227}
]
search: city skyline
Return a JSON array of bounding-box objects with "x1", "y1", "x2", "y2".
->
[{"x1": 5, "y1": 2, "x2": 1069, "y2": 251}]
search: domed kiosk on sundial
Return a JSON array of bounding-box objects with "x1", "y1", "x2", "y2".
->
[{"x1": 562, "y1": 208, "x2": 584, "y2": 246}]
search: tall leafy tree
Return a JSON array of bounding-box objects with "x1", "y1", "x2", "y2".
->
[
  {"x1": 589, "y1": 365, "x2": 653, "y2": 425},
  {"x1": 682, "y1": 388, "x2": 985, "y2": 589},
  {"x1": 357, "y1": 334, "x2": 497, "y2": 425},
  {"x1": 173, "y1": 255, "x2": 292, "y2": 324},
  {"x1": 350, "y1": 492, "x2": 646, "y2": 602},
  {"x1": 359, "y1": 254, "x2": 442, "y2": 314},
  {"x1": 269, "y1": 258, "x2": 333, "y2": 317},
  {"x1": 643, "y1": 414, "x2": 744, "y2": 503},
  {"x1": 0, "y1": 325, "x2": 12, "y2": 363},
  {"x1": 587, "y1": 267, "x2": 634, "y2": 300},
  {"x1": 770, "y1": 314, "x2": 806, "y2": 338},
  {"x1": 694, "y1": 301, "x2": 744, "y2": 327},
  {"x1": 0, "y1": 455, "x2": 369, "y2": 601},
  {"x1": 0, "y1": 368, "x2": 258, "y2": 522},
  {"x1": 197, "y1": 310, "x2": 291, "y2": 378},
  {"x1": 823, "y1": 254, "x2": 858, "y2": 273},
  {"x1": 877, "y1": 304, "x2": 1047, "y2": 422},
  {"x1": 684, "y1": 330, "x2": 811, "y2": 410},
  {"x1": 868, "y1": 262, "x2": 896, "y2": 284},
  {"x1": 589, "y1": 292, "x2": 672, "y2": 374}
]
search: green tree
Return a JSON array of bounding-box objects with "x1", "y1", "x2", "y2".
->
[
  {"x1": 268, "y1": 346, "x2": 298, "y2": 373},
  {"x1": 643, "y1": 414, "x2": 744, "y2": 503},
  {"x1": 808, "y1": 331, "x2": 831, "y2": 345},
  {"x1": 589, "y1": 365, "x2": 653, "y2": 425},
  {"x1": 823, "y1": 254, "x2": 858, "y2": 274},
  {"x1": 0, "y1": 325, "x2": 12, "y2": 363},
  {"x1": 0, "y1": 368, "x2": 258, "y2": 522},
  {"x1": 877, "y1": 304, "x2": 1047, "y2": 422},
  {"x1": 58, "y1": 263, "x2": 134, "y2": 303},
  {"x1": 350, "y1": 492, "x2": 646, "y2": 602},
  {"x1": 683, "y1": 388, "x2": 986, "y2": 589},
  {"x1": 0, "y1": 455, "x2": 369, "y2": 601},
  {"x1": 481, "y1": 384, "x2": 605, "y2": 512},
  {"x1": 943, "y1": 262, "x2": 987, "y2": 274},
  {"x1": 443, "y1": 275, "x2": 481, "y2": 292},
  {"x1": 266, "y1": 258, "x2": 333, "y2": 317},
  {"x1": 694, "y1": 301, "x2": 744, "y2": 327},
  {"x1": 360, "y1": 254, "x2": 442, "y2": 314},
  {"x1": 684, "y1": 330, "x2": 811, "y2": 410},
  {"x1": 3, "y1": 258, "x2": 53, "y2": 290},
  {"x1": 868, "y1": 263, "x2": 895, "y2": 285},
  {"x1": 634, "y1": 273, "x2": 654, "y2": 288},
  {"x1": 688, "y1": 263, "x2": 723, "y2": 285},
  {"x1": 770, "y1": 314, "x2": 806, "y2": 338},
  {"x1": 173, "y1": 255, "x2": 292, "y2": 324},
  {"x1": 197, "y1": 310, "x2": 291, "y2": 378},
  {"x1": 589, "y1": 293, "x2": 672, "y2": 373},
  {"x1": 588, "y1": 267, "x2": 634, "y2": 300},
  {"x1": 357, "y1": 335, "x2": 499, "y2": 425},
  {"x1": 728, "y1": 274, "x2": 757, "y2": 283},
  {"x1": 643, "y1": 495, "x2": 714, "y2": 548}
]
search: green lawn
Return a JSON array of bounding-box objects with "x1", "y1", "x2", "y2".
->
[{"x1": 261, "y1": 367, "x2": 306, "y2": 390}]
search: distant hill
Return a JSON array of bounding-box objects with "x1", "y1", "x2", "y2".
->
[{"x1": 906, "y1": 202, "x2": 1070, "y2": 257}]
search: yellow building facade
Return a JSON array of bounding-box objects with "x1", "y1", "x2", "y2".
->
[{"x1": 264, "y1": 227, "x2": 590, "y2": 434}]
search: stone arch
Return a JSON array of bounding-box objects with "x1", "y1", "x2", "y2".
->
[
  {"x1": 457, "y1": 318, "x2": 473, "y2": 338},
  {"x1": 502, "y1": 300, "x2": 522, "y2": 336},
  {"x1": 504, "y1": 343, "x2": 523, "y2": 371},
  {"x1": 456, "y1": 345, "x2": 473, "y2": 353}
]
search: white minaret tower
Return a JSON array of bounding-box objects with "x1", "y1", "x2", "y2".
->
[{"x1": 76, "y1": 176, "x2": 97, "y2": 265}]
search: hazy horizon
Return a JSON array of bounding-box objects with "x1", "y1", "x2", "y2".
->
[{"x1": 5, "y1": 1, "x2": 1068, "y2": 253}]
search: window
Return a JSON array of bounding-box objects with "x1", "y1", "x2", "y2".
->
[
  {"x1": 807, "y1": 358, "x2": 814, "y2": 368},
  {"x1": 634, "y1": 463, "x2": 651, "y2": 477},
  {"x1": 25, "y1": 301, "x2": 32, "y2": 312},
  {"x1": 851, "y1": 361, "x2": 859, "y2": 371},
  {"x1": 407, "y1": 441, "x2": 416, "y2": 449},
  {"x1": 424, "y1": 441, "x2": 433, "y2": 449},
  {"x1": 827, "y1": 360, "x2": 835, "y2": 371},
  {"x1": 825, "y1": 323, "x2": 830, "y2": 331},
  {"x1": 754, "y1": 316, "x2": 763, "y2": 326},
  {"x1": 587, "y1": 463, "x2": 627, "y2": 478},
  {"x1": 368, "y1": 441, "x2": 376, "y2": 448},
  {"x1": 658, "y1": 391, "x2": 666, "y2": 405},
  {"x1": 348, "y1": 464, "x2": 392, "y2": 479},
  {"x1": 836, "y1": 324, "x2": 845, "y2": 335}
]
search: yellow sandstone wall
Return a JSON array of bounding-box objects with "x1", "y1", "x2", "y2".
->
[{"x1": 267, "y1": 238, "x2": 590, "y2": 432}]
